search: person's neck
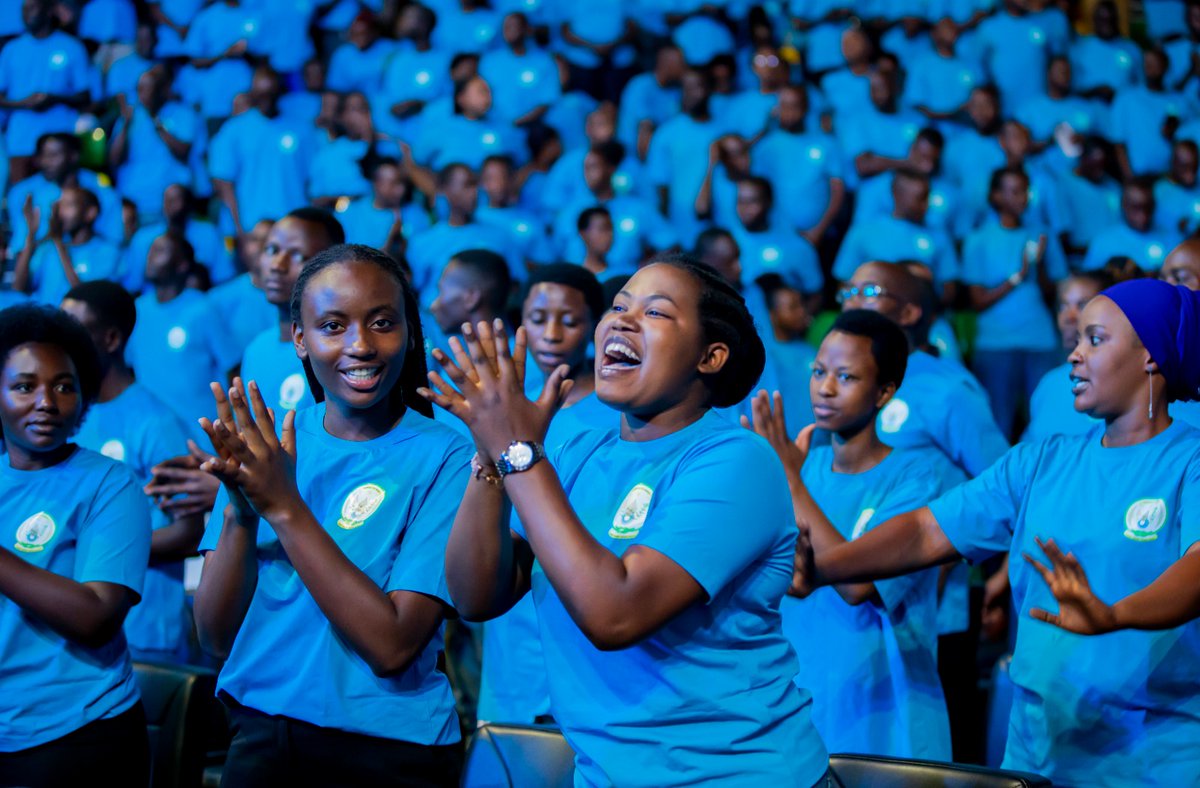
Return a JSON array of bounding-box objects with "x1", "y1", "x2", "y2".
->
[
  {"x1": 687, "y1": 108, "x2": 711, "y2": 123},
  {"x1": 1147, "y1": 80, "x2": 1164, "y2": 93},
  {"x1": 561, "y1": 362, "x2": 596, "y2": 406},
  {"x1": 154, "y1": 279, "x2": 185, "y2": 304},
  {"x1": 447, "y1": 209, "x2": 472, "y2": 227},
  {"x1": 323, "y1": 397, "x2": 405, "y2": 441},
  {"x1": 999, "y1": 212, "x2": 1021, "y2": 229},
  {"x1": 276, "y1": 304, "x2": 292, "y2": 342},
  {"x1": 6, "y1": 440, "x2": 74, "y2": 472},
  {"x1": 1102, "y1": 402, "x2": 1172, "y2": 448},
  {"x1": 619, "y1": 391, "x2": 710, "y2": 442},
  {"x1": 1077, "y1": 166, "x2": 1103, "y2": 184},
  {"x1": 772, "y1": 325, "x2": 801, "y2": 343},
  {"x1": 31, "y1": 26, "x2": 53, "y2": 40},
  {"x1": 935, "y1": 44, "x2": 954, "y2": 58},
  {"x1": 582, "y1": 252, "x2": 608, "y2": 275},
  {"x1": 510, "y1": 41, "x2": 526, "y2": 56},
  {"x1": 97, "y1": 362, "x2": 135, "y2": 404},
  {"x1": 1048, "y1": 84, "x2": 1068, "y2": 100},
  {"x1": 830, "y1": 420, "x2": 891, "y2": 474},
  {"x1": 414, "y1": 36, "x2": 431, "y2": 51},
  {"x1": 591, "y1": 183, "x2": 615, "y2": 202},
  {"x1": 166, "y1": 213, "x2": 188, "y2": 231},
  {"x1": 848, "y1": 61, "x2": 870, "y2": 76},
  {"x1": 743, "y1": 217, "x2": 768, "y2": 233},
  {"x1": 66, "y1": 225, "x2": 94, "y2": 246},
  {"x1": 892, "y1": 209, "x2": 920, "y2": 225}
]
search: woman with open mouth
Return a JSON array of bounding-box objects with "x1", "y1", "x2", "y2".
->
[
  {"x1": 424, "y1": 254, "x2": 830, "y2": 787},
  {"x1": 792, "y1": 277, "x2": 1200, "y2": 787},
  {"x1": 0, "y1": 304, "x2": 151, "y2": 786},
  {"x1": 193, "y1": 244, "x2": 470, "y2": 786}
]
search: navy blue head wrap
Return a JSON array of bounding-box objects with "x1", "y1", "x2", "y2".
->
[{"x1": 1102, "y1": 279, "x2": 1200, "y2": 403}]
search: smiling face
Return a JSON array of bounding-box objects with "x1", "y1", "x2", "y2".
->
[
  {"x1": 295, "y1": 260, "x2": 409, "y2": 412},
  {"x1": 1068, "y1": 296, "x2": 1152, "y2": 418},
  {"x1": 0, "y1": 342, "x2": 82, "y2": 459},
  {"x1": 523, "y1": 283, "x2": 594, "y2": 377},
  {"x1": 594, "y1": 264, "x2": 728, "y2": 416},
  {"x1": 809, "y1": 330, "x2": 891, "y2": 434}
]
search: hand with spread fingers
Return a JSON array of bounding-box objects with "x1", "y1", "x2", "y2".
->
[
  {"x1": 197, "y1": 378, "x2": 300, "y2": 525},
  {"x1": 417, "y1": 319, "x2": 574, "y2": 460},
  {"x1": 740, "y1": 390, "x2": 812, "y2": 481},
  {"x1": 1024, "y1": 537, "x2": 1118, "y2": 635}
]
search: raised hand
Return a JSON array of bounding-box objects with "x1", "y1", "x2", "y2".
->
[
  {"x1": 198, "y1": 379, "x2": 300, "y2": 523},
  {"x1": 146, "y1": 439, "x2": 221, "y2": 517},
  {"x1": 740, "y1": 390, "x2": 810, "y2": 480},
  {"x1": 788, "y1": 523, "x2": 817, "y2": 598},
  {"x1": 417, "y1": 319, "x2": 573, "y2": 460},
  {"x1": 1024, "y1": 537, "x2": 1117, "y2": 635}
]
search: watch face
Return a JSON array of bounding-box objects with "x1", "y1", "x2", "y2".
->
[{"x1": 508, "y1": 442, "x2": 535, "y2": 469}]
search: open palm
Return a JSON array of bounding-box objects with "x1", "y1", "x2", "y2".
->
[{"x1": 1024, "y1": 537, "x2": 1117, "y2": 635}]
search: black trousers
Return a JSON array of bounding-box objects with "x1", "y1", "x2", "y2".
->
[
  {"x1": 0, "y1": 703, "x2": 150, "y2": 788},
  {"x1": 220, "y1": 705, "x2": 462, "y2": 788}
]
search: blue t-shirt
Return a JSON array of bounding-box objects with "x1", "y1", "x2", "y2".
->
[
  {"x1": 833, "y1": 216, "x2": 959, "y2": 287},
  {"x1": 240, "y1": 327, "x2": 313, "y2": 413},
  {"x1": 0, "y1": 448, "x2": 149, "y2": 750},
  {"x1": 208, "y1": 109, "x2": 314, "y2": 232},
  {"x1": 930, "y1": 422, "x2": 1200, "y2": 786},
  {"x1": 853, "y1": 172, "x2": 960, "y2": 241},
  {"x1": 837, "y1": 107, "x2": 923, "y2": 189},
  {"x1": 975, "y1": 12, "x2": 1054, "y2": 111},
  {"x1": 0, "y1": 31, "x2": 92, "y2": 156},
  {"x1": 78, "y1": 0, "x2": 137, "y2": 43},
  {"x1": 1153, "y1": 177, "x2": 1200, "y2": 237},
  {"x1": 1082, "y1": 223, "x2": 1175, "y2": 272},
  {"x1": 731, "y1": 224, "x2": 824, "y2": 295},
  {"x1": 326, "y1": 40, "x2": 394, "y2": 94},
  {"x1": 413, "y1": 112, "x2": 523, "y2": 171},
  {"x1": 112, "y1": 101, "x2": 198, "y2": 216},
  {"x1": 904, "y1": 53, "x2": 982, "y2": 115},
  {"x1": 762, "y1": 337, "x2": 817, "y2": 438},
  {"x1": 337, "y1": 199, "x2": 431, "y2": 249},
  {"x1": 200, "y1": 405, "x2": 470, "y2": 743},
  {"x1": 479, "y1": 47, "x2": 561, "y2": 123},
  {"x1": 28, "y1": 237, "x2": 123, "y2": 306},
  {"x1": 554, "y1": 194, "x2": 676, "y2": 276},
  {"x1": 74, "y1": 383, "x2": 192, "y2": 655},
  {"x1": 786, "y1": 444, "x2": 953, "y2": 760},
  {"x1": 753, "y1": 129, "x2": 843, "y2": 233},
  {"x1": 522, "y1": 411, "x2": 828, "y2": 786},
  {"x1": 1057, "y1": 172, "x2": 1122, "y2": 250},
  {"x1": 1069, "y1": 36, "x2": 1140, "y2": 94},
  {"x1": 1013, "y1": 94, "x2": 1108, "y2": 147},
  {"x1": 962, "y1": 221, "x2": 1064, "y2": 352},
  {"x1": 1022, "y1": 362, "x2": 1101, "y2": 443},
  {"x1": 878, "y1": 350, "x2": 1009, "y2": 479},
  {"x1": 406, "y1": 221, "x2": 521, "y2": 302},
  {"x1": 478, "y1": 392, "x2": 617, "y2": 724},
  {"x1": 179, "y1": 3, "x2": 257, "y2": 119},
  {"x1": 1109, "y1": 86, "x2": 1196, "y2": 177},
  {"x1": 126, "y1": 289, "x2": 242, "y2": 441},
  {"x1": 104, "y1": 51, "x2": 153, "y2": 102},
  {"x1": 646, "y1": 114, "x2": 732, "y2": 246},
  {"x1": 7, "y1": 171, "x2": 124, "y2": 247},
  {"x1": 206, "y1": 272, "x2": 276, "y2": 359},
  {"x1": 124, "y1": 220, "x2": 233, "y2": 293},
  {"x1": 617, "y1": 73, "x2": 680, "y2": 151}
]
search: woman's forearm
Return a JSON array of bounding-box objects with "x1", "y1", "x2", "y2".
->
[
  {"x1": 445, "y1": 472, "x2": 524, "y2": 620},
  {"x1": 1111, "y1": 548, "x2": 1200, "y2": 631},
  {"x1": 193, "y1": 506, "x2": 260, "y2": 658},
  {"x1": 816, "y1": 506, "x2": 959, "y2": 585}
]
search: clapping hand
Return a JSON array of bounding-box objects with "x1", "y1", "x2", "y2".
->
[
  {"x1": 740, "y1": 390, "x2": 812, "y2": 480},
  {"x1": 1024, "y1": 537, "x2": 1117, "y2": 635},
  {"x1": 417, "y1": 319, "x2": 573, "y2": 460}
]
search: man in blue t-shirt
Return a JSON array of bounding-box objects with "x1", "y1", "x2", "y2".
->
[
  {"x1": 12, "y1": 186, "x2": 122, "y2": 306},
  {"x1": 7, "y1": 132, "x2": 124, "y2": 245},
  {"x1": 1084, "y1": 178, "x2": 1178, "y2": 272},
  {"x1": 479, "y1": 12, "x2": 559, "y2": 127},
  {"x1": 124, "y1": 184, "x2": 232, "y2": 293}
]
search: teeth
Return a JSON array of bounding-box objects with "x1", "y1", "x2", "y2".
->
[
  {"x1": 604, "y1": 342, "x2": 641, "y2": 363},
  {"x1": 345, "y1": 368, "x2": 379, "y2": 380}
]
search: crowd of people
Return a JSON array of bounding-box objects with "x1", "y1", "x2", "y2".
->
[{"x1": 2, "y1": 0, "x2": 1200, "y2": 787}]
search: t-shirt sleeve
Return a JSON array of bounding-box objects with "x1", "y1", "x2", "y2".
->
[
  {"x1": 960, "y1": 232, "x2": 988, "y2": 286},
  {"x1": 1181, "y1": 452, "x2": 1200, "y2": 557},
  {"x1": 75, "y1": 464, "x2": 151, "y2": 595},
  {"x1": 198, "y1": 485, "x2": 230, "y2": 553},
  {"x1": 867, "y1": 467, "x2": 947, "y2": 614},
  {"x1": 645, "y1": 127, "x2": 671, "y2": 187},
  {"x1": 635, "y1": 435, "x2": 792, "y2": 600},
  {"x1": 385, "y1": 439, "x2": 472, "y2": 602},
  {"x1": 207, "y1": 123, "x2": 238, "y2": 182},
  {"x1": 928, "y1": 442, "x2": 1032, "y2": 562},
  {"x1": 932, "y1": 384, "x2": 1009, "y2": 477},
  {"x1": 832, "y1": 226, "x2": 862, "y2": 282}
]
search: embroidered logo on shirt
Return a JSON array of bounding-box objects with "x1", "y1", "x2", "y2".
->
[
  {"x1": 609, "y1": 483, "x2": 653, "y2": 540},
  {"x1": 167, "y1": 326, "x2": 188, "y2": 350},
  {"x1": 879, "y1": 399, "x2": 910, "y2": 434},
  {"x1": 851, "y1": 508, "x2": 876, "y2": 541},
  {"x1": 279, "y1": 373, "x2": 306, "y2": 410},
  {"x1": 100, "y1": 439, "x2": 126, "y2": 462},
  {"x1": 15, "y1": 512, "x2": 56, "y2": 553},
  {"x1": 1123, "y1": 498, "x2": 1168, "y2": 542},
  {"x1": 338, "y1": 484, "x2": 386, "y2": 530}
]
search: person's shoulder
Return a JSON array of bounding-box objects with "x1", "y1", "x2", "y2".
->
[
  {"x1": 398, "y1": 408, "x2": 473, "y2": 452},
  {"x1": 66, "y1": 445, "x2": 143, "y2": 490}
]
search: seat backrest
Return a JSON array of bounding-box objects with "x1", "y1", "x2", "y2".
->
[
  {"x1": 461, "y1": 723, "x2": 576, "y2": 788},
  {"x1": 829, "y1": 754, "x2": 1050, "y2": 788},
  {"x1": 986, "y1": 654, "x2": 1015, "y2": 768},
  {"x1": 134, "y1": 662, "x2": 221, "y2": 788}
]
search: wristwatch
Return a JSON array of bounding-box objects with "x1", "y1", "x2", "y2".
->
[{"x1": 495, "y1": 441, "x2": 546, "y2": 478}]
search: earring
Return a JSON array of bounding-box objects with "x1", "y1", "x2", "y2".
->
[{"x1": 1148, "y1": 371, "x2": 1154, "y2": 421}]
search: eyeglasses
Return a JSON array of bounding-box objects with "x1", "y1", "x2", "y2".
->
[
  {"x1": 754, "y1": 54, "x2": 781, "y2": 68},
  {"x1": 836, "y1": 283, "x2": 891, "y2": 304}
]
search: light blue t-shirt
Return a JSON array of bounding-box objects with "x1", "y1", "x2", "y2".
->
[
  {"x1": 786, "y1": 444, "x2": 953, "y2": 760},
  {"x1": 124, "y1": 220, "x2": 233, "y2": 293},
  {"x1": 1109, "y1": 86, "x2": 1196, "y2": 177},
  {"x1": 479, "y1": 47, "x2": 561, "y2": 124},
  {"x1": 1153, "y1": 177, "x2": 1200, "y2": 237},
  {"x1": 478, "y1": 392, "x2": 617, "y2": 725},
  {"x1": 112, "y1": 101, "x2": 197, "y2": 216},
  {"x1": 0, "y1": 447, "x2": 149, "y2": 750},
  {"x1": 7, "y1": 170, "x2": 125, "y2": 247},
  {"x1": 522, "y1": 411, "x2": 828, "y2": 786},
  {"x1": 833, "y1": 216, "x2": 959, "y2": 288},
  {"x1": 240, "y1": 326, "x2": 313, "y2": 413},
  {"x1": 930, "y1": 422, "x2": 1200, "y2": 786},
  {"x1": 208, "y1": 109, "x2": 314, "y2": 232},
  {"x1": 975, "y1": 11, "x2": 1054, "y2": 111},
  {"x1": 74, "y1": 382, "x2": 192, "y2": 656},
  {"x1": 325, "y1": 40, "x2": 394, "y2": 95},
  {"x1": 1082, "y1": 223, "x2": 1175, "y2": 272},
  {"x1": 0, "y1": 31, "x2": 92, "y2": 156},
  {"x1": 904, "y1": 52, "x2": 983, "y2": 115},
  {"x1": 1022, "y1": 362, "x2": 1101, "y2": 443},
  {"x1": 406, "y1": 221, "x2": 521, "y2": 302},
  {"x1": 732, "y1": 224, "x2": 824, "y2": 295},
  {"x1": 200, "y1": 405, "x2": 470, "y2": 743},
  {"x1": 554, "y1": 194, "x2": 675, "y2": 276},
  {"x1": 962, "y1": 221, "x2": 1065, "y2": 352},
  {"x1": 617, "y1": 73, "x2": 680, "y2": 151},
  {"x1": 853, "y1": 172, "x2": 960, "y2": 241},
  {"x1": 337, "y1": 199, "x2": 431, "y2": 249},
  {"x1": 1069, "y1": 36, "x2": 1140, "y2": 94},
  {"x1": 753, "y1": 129, "x2": 843, "y2": 233},
  {"x1": 28, "y1": 237, "x2": 123, "y2": 306},
  {"x1": 837, "y1": 107, "x2": 923, "y2": 189},
  {"x1": 646, "y1": 113, "x2": 732, "y2": 247},
  {"x1": 206, "y1": 272, "x2": 276, "y2": 359},
  {"x1": 126, "y1": 289, "x2": 242, "y2": 442},
  {"x1": 413, "y1": 112, "x2": 524, "y2": 171},
  {"x1": 1056, "y1": 172, "x2": 1122, "y2": 250}
]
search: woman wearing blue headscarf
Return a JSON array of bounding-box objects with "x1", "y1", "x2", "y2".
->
[{"x1": 791, "y1": 278, "x2": 1200, "y2": 787}]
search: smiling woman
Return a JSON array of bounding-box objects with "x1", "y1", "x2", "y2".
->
[
  {"x1": 192, "y1": 245, "x2": 470, "y2": 786},
  {"x1": 425, "y1": 254, "x2": 830, "y2": 786},
  {"x1": 0, "y1": 304, "x2": 151, "y2": 786},
  {"x1": 794, "y1": 278, "x2": 1200, "y2": 787}
]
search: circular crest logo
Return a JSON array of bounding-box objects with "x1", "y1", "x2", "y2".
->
[
  {"x1": 851, "y1": 508, "x2": 876, "y2": 540},
  {"x1": 879, "y1": 399, "x2": 910, "y2": 434},
  {"x1": 1123, "y1": 499, "x2": 1168, "y2": 542},
  {"x1": 279, "y1": 373, "x2": 307, "y2": 410},
  {"x1": 15, "y1": 512, "x2": 56, "y2": 553},
  {"x1": 167, "y1": 326, "x2": 188, "y2": 350},
  {"x1": 338, "y1": 484, "x2": 386, "y2": 530},
  {"x1": 100, "y1": 439, "x2": 126, "y2": 462},
  {"x1": 609, "y1": 483, "x2": 653, "y2": 539}
]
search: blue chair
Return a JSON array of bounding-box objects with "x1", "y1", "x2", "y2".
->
[
  {"x1": 986, "y1": 654, "x2": 1015, "y2": 769},
  {"x1": 830, "y1": 753, "x2": 1049, "y2": 787}
]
